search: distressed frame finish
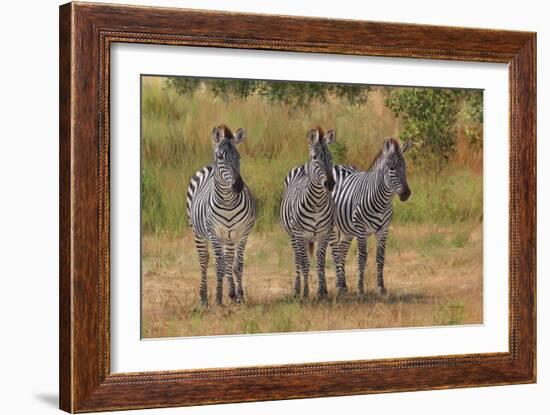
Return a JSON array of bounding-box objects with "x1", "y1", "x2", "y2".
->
[{"x1": 59, "y1": 2, "x2": 536, "y2": 412}]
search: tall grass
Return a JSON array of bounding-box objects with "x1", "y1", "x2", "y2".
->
[
  {"x1": 393, "y1": 170, "x2": 482, "y2": 225},
  {"x1": 141, "y1": 76, "x2": 482, "y2": 235}
]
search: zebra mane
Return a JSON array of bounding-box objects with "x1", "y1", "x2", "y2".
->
[
  {"x1": 218, "y1": 124, "x2": 234, "y2": 139},
  {"x1": 366, "y1": 137, "x2": 401, "y2": 172}
]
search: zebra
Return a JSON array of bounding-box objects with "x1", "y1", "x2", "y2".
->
[
  {"x1": 280, "y1": 127, "x2": 337, "y2": 299},
  {"x1": 186, "y1": 125, "x2": 256, "y2": 305},
  {"x1": 331, "y1": 137, "x2": 412, "y2": 296}
]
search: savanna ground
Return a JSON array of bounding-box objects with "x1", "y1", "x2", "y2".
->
[{"x1": 141, "y1": 76, "x2": 483, "y2": 338}]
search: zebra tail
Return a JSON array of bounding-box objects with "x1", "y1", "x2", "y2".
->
[{"x1": 308, "y1": 241, "x2": 314, "y2": 257}]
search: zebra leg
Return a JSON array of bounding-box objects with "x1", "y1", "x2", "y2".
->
[
  {"x1": 194, "y1": 236, "x2": 209, "y2": 306},
  {"x1": 224, "y1": 245, "x2": 237, "y2": 302},
  {"x1": 357, "y1": 236, "x2": 367, "y2": 295},
  {"x1": 330, "y1": 240, "x2": 345, "y2": 295},
  {"x1": 316, "y1": 237, "x2": 329, "y2": 299},
  {"x1": 375, "y1": 229, "x2": 389, "y2": 296},
  {"x1": 233, "y1": 239, "x2": 248, "y2": 303},
  {"x1": 330, "y1": 240, "x2": 341, "y2": 293},
  {"x1": 333, "y1": 237, "x2": 352, "y2": 296},
  {"x1": 211, "y1": 239, "x2": 225, "y2": 305},
  {"x1": 291, "y1": 236, "x2": 302, "y2": 297},
  {"x1": 297, "y1": 238, "x2": 310, "y2": 298}
]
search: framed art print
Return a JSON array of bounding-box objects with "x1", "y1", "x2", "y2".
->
[{"x1": 59, "y1": 2, "x2": 536, "y2": 412}]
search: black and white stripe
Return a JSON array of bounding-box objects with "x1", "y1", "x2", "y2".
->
[
  {"x1": 186, "y1": 125, "x2": 256, "y2": 305},
  {"x1": 280, "y1": 128, "x2": 337, "y2": 298},
  {"x1": 331, "y1": 138, "x2": 412, "y2": 295}
]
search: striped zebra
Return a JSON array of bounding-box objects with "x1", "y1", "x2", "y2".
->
[
  {"x1": 186, "y1": 125, "x2": 256, "y2": 305},
  {"x1": 331, "y1": 137, "x2": 412, "y2": 296},
  {"x1": 280, "y1": 127, "x2": 336, "y2": 299}
]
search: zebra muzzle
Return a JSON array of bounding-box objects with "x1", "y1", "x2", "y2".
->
[
  {"x1": 399, "y1": 187, "x2": 411, "y2": 201},
  {"x1": 324, "y1": 176, "x2": 335, "y2": 192},
  {"x1": 232, "y1": 175, "x2": 244, "y2": 193}
]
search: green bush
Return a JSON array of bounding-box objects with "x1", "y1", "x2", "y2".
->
[
  {"x1": 385, "y1": 88, "x2": 482, "y2": 171},
  {"x1": 460, "y1": 90, "x2": 483, "y2": 149},
  {"x1": 385, "y1": 88, "x2": 460, "y2": 170}
]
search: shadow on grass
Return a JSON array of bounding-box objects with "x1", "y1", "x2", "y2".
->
[
  {"x1": 186, "y1": 290, "x2": 431, "y2": 314},
  {"x1": 362, "y1": 291, "x2": 430, "y2": 304}
]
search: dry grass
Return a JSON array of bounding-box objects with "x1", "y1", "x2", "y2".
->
[{"x1": 141, "y1": 223, "x2": 482, "y2": 338}]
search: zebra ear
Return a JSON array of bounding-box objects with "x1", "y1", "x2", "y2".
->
[
  {"x1": 383, "y1": 138, "x2": 394, "y2": 154},
  {"x1": 323, "y1": 129, "x2": 336, "y2": 145},
  {"x1": 212, "y1": 126, "x2": 224, "y2": 144},
  {"x1": 401, "y1": 141, "x2": 413, "y2": 154},
  {"x1": 307, "y1": 129, "x2": 320, "y2": 146},
  {"x1": 233, "y1": 128, "x2": 246, "y2": 144}
]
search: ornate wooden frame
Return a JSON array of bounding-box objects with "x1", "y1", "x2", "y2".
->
[{"x1": 59, "y1": 2, "x2": 536, "y2": 412}]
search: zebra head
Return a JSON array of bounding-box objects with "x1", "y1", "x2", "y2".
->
[
  {"x1": 211, "y1": 125, "x2": 246, "y2": 194},
  {"x1": 382, "y1": 138, "x2": 412, "y2": 201},
  {"x1": 306, "y1": 127, "x2": 336, "y2": 191}
]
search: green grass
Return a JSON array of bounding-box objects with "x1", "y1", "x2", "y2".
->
[
  {"x1": 393, "y1": 170, "x2": 482, "y2": 225},
  {"x1": 451, "y1": 231, "x2": 471, "y2": 248},
  {"x1": 418, "y1": 232, "x2": 447, "y2": 252},
  {"x1": 436, "y1": 300, "x2": 466, "y2": 325}
]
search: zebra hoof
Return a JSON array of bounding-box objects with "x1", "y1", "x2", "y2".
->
[
  {"x1": 215, "y1": 296, "x2": 223, "y2": 305},
  {"x1": 200, "y1": 298, "x2": 208, "y2": 307},
  {"x1": 377, "y1": 287, "x2": 387, "y2": 297},
  {"x1": 236, "y1": 295, "x2": 245, "y2": 304}
]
